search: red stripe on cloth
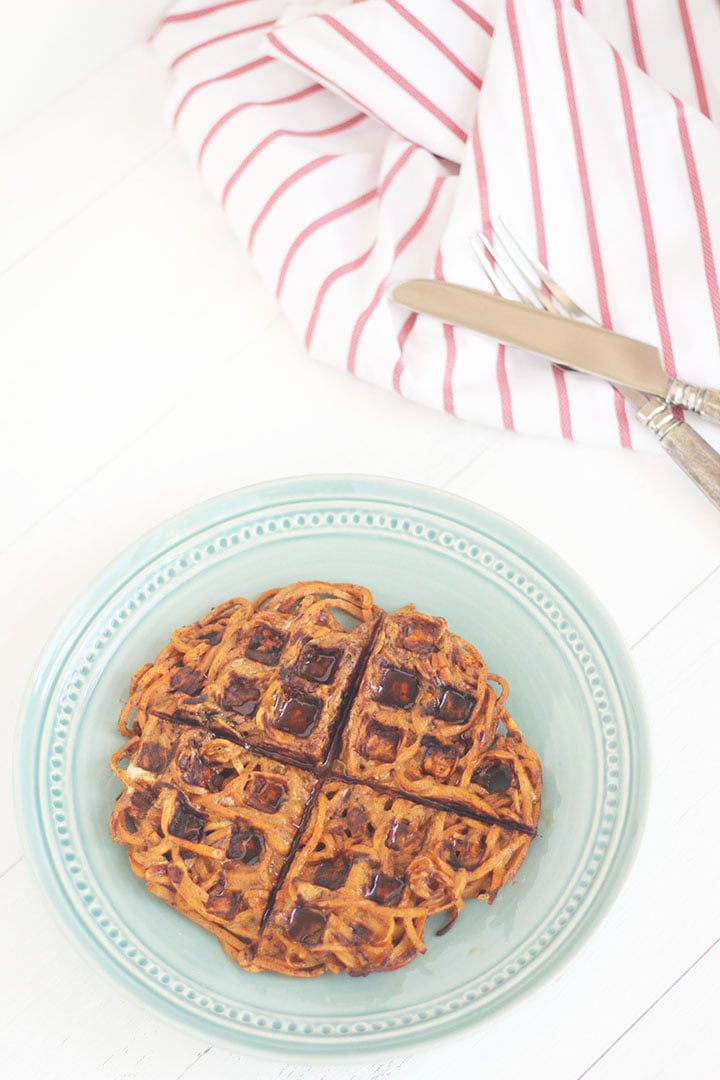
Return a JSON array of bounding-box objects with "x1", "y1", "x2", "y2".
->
[
  {"x1": 169, "y1": 22, "x2": 275, "y2": 71},
  {"x1": 471, "y1": 122, "x2": 514, "y2": 430},
  {"x1": 376, "y1": 143, "x2": 420, "y2": 195},
  {"x1": 305, "y1": 246, "x2": 373, "y2": 351},
  {"x1": 550, "y1": 366, "x2": 573, "y2": 435},
  {"x1": 304, "y1": 144, "x2": 418, "y2": 350},
  {"x1": 347, "y1": 175, "x2": 447, "y2": 374},
  {"x1": 198, "y1": 84, "x2": 322, "y2": 167},
  {"x1": 385, "y1": 0, "x2": 482, "y2": 89},
  {"x1": 164, "y1": 1, "x2": 257, "y2": 25},
  {"x1": 678, "y1": 0, "x2": 711, "y2": 118},
  {"x1": 674, "y1": 97, "x2": 720, "y2": 349},
  {"x1": 268, "y1": 30, "x2": 395, "y2": 135},
  {"x1": 507, "y1": 0, "x2": 573, "y2": 440},
  {"x1": 555, "y1": 0, "x2": 631, "y2": 448},
  {"x1": 435, "y1": 250, "x2": 457, "y2": 414},
  {"x1": 391, "y1": 312, "x2": 418, "y2": 394},
  {"x1": 173, "y1": 56, "x2": 272, "y2": 126},
  {"x1": 276, "y1": 187, "x2": 378, "y2": 297},
  {"x1": 554, "y1": 5, "x2": 610, "y2": 327},
  {"x1": 248, "y1": 154, "x2": 336, "y2": 253},
  {"x1": 149, "y1": 0, "x2": 258, "y2": 42},
  {"x1": 614, "y1": 50, "x2": 677, "y2": 377},
  {"x1": 572, "y1": 0, "x2": 584, "y2": 11},
  {"x1": 449, "y1": 0, "x2": 493, "y2": 36},
  {"x1": 625, "y1": 0, "x2": 647, "y2": 71},
  {"x1": 320, "y1": 14, "x2": 467, "y2": 144},
  {"x1": 495, "y1": 344, "x2": 514, "y2": 429},
  {"x1": 221, "y1": 112, "x2": 366, "y2": 209}
]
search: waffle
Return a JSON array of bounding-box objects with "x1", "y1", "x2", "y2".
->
[
  {"x1": 337, "y1": 607, "x2": 542, "y2": 829},
  {"x1": 110, "y1": 581, "x2": 542, "y2": 976}
]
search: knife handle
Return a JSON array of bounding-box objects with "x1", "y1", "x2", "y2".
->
[
  {"x1": 667, "y1": 380, "x2": 720, "y2": 426},
  {"x1": 636, "y1": 398, "x2": 720, "y2": 510}
]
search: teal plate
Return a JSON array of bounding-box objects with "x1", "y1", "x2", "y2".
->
[{"x1": 15, "y1": 476, "x2": 649, "y2": 1061}]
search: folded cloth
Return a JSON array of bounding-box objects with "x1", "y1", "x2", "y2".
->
[{"x1": 151, "y1": 0, "x2": 720, "y2": 450}]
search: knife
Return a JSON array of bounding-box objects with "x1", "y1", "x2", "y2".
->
[
  {"x1": 391, "y1": 280, "x2": 720, "y2": 424},
  {"x1": 391, "y1": 278, "x2": 720, "y2": 512}
]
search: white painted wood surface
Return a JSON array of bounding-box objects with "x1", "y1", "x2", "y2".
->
[{"x1": 2, "y1": 6, "x2": 719, "y2": 1077}]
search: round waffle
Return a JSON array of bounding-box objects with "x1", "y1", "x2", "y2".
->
[{"x1": 110, "y1": 581, "x2": 542, "y2": 977}]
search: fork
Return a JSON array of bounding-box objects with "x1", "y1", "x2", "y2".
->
[
  {"x1": 469, "y1": 220, "x2": 720, "y2": 511},
  {"x1": 473, "y1": 219, "x2": 720, "y2": 419}
]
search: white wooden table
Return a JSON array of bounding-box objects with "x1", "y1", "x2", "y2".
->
[{"x1": 3, "y1": 5, "x2": 719, "y2": 1078}]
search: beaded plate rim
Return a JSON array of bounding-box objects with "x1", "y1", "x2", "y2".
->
[{"x1": 15, "y1": 475, "x2": 649, "y2": 1061}]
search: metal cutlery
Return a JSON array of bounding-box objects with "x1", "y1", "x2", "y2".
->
[
  {"x1": 474, "y1": 219, "x2": 720, "y2": 422},
  {"x1": 390, "y1": 222, "x2": 720, "y2": 510}
]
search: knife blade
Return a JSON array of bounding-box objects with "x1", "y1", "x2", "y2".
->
[
  {"x1": 390, "y1": 277, "x2": 720, "y2": 511},
  {"x1": 390, "y1": 278, "x2": 670, "y2": 397}
]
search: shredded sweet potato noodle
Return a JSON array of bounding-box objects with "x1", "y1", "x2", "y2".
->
[{"x1": 109, "y1": 581, "x2": 542, "y2": 976}]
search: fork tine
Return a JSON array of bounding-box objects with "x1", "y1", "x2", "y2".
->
[
  {"x1": 489, "y1": 227, "x2": 556, "y2": 314},
  {"x1": 467, "y1": 222, "x2": 580, "y2": 376},
  {"x1": 468, "y1": 234, "x2": 506, "y2": 297},
  {"x1": 471, "y1": 233, "x2": 530, "y2": 303},
  {"x1": 475, "y1": 233, "x2": 538, "y2": 306},
  {"x1": 494, "y1": 217, "x2": 592, "y2": 321}
]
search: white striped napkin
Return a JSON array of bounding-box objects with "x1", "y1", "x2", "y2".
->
[{"x1": 151, "y1": 0, "x2": 720, "y2": 450}]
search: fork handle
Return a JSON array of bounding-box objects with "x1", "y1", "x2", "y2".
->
[
  {"x1": 636, "y1": 398, "x2": 720, "y2": 510},
  {"x1": 666, "y1": 380, "x2": 720, "y2": 425}
]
